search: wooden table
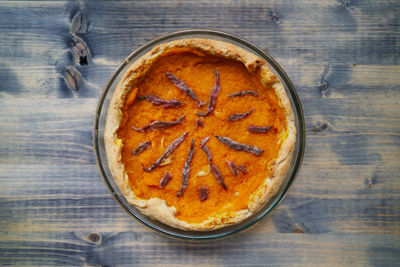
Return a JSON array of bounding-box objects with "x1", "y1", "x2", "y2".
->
[{"x1": 1, "y1": 1, "x2": 399, "y2": 266}]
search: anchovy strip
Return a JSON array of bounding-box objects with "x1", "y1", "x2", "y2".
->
[
  {"x1": 211, "y1": 163, "x2": 227, "y2": 189},
  {"x1": 228, "y1": 90, "x2": 258, "y2": 98},
  {"x1": 201, "y1": 137, "x2": 227, "y2": 190},
  {"x1": 160, "y1": 172, "x2": 172, "y2": 188},
  {"x1": 131, "y1": 140, "x2": 151, "y2": 155},
  {"x1": 177, "y1": 139, "x2": 195, "y2": 197},
  {"x1": 248, "y1": 125, "x2": 272, "y2": 133},
  {"x1": 200, "y1": 137, "x2": 212, "y2": 160},
  {"x1": 227, "y1": 108, "x2": 254, "y2": 122},
  {"x1": 237, "y1": 164, "x2": 248, "y2": 174},
  {"x1": 196, "y1": 70, "x2": 221, "y2": 117},
  {"x1": 196, "y1": 118, "x2": 204, "y2": 128},
  {"x1": 226, "y1": 160, "x2": 238, "y2": 176},
  {"x1": 199, "y1": 186, "x2": 209, "y2": 202},
  {"x1": 215, "y1": 136, "x2": 264, "y2": 156},
  {"x1": 166, "y1": 72, "x2": 206, "y2": 107},
  {"x1": 142, "y1": 132, "x2": 188, "y2": 172},
  {"x1": 137, "y1": 94, "x2": 183, "y2": 108},
  {"x1": 132, "y1": 115, "x2": 186, "y2": 132}
]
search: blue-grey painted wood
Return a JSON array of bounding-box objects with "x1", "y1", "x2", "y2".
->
[
  {"x1": 1, "y1": 232, "x2": 399, "y2": 266},
  {"x1": 0, "y1": 0, "x2": 399, "y2": 266}
]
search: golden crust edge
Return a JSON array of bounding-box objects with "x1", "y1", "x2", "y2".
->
[
  {"x1": 247, "y1": 81, "x2": 296, "y2": 213},
  {"x1": 104, "y1": 38, "x2": 296, "y2": 231}
]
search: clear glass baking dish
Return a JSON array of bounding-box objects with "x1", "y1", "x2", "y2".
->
[{"x1": 93, "y1": 29, "x2": 305, "y2": 241}]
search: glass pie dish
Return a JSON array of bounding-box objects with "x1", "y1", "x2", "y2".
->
[{"x1": 93, "y1": 29, "x2": 305, "y2": 240}]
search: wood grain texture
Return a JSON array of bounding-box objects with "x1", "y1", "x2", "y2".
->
[
  {"x1": 1, "y1": 232, "x2": 399, "y2": 266},
  {"x1": 0, "y1": 0, "x2": 399, "y2": 266}
]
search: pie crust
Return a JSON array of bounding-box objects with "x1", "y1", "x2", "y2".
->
[{"x1": 104, "y1": 38, "x2": 296, "y2": 231}]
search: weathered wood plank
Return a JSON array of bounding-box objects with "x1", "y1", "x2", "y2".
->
[
  {"x1": 0, "y1": 162, "x2": 399, "y2": 234},
  {"x1": 0, "y1": 232, "x2": 399, "y2": 266},
  {"x1": 0, "y1": 0, "x2": 399, "y2": 98},
  {"x1": 0, "y1": 99, "x2": 96, "y2": 164}
]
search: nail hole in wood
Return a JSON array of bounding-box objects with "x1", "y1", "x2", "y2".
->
[
  {"x1": 365, "y1": 177, "x2": 377, "y2": 186},
  {"x1": 79, "y1": 56, "x2": 88, "y2": 65},
  {"x1": 88, "y1": 232, "x2": 101, "y2": 243},
  {"x1": 71, "y1": 35, "x2": 91, "y2": 66},
  {"x1": 320, "y1": 81, "x2": 329, "y2": 94},
  {"x1": 311, "y1": 122, "x2": 329, "y2": 133},
  {"x1": 271, "y1": 11, "x2": 279, "y2": 24},
  {"x1": 135, "y1": 232, "x2": 142, "y2": 241}
]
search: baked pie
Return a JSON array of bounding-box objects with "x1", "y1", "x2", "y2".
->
[{"x1": 104, "y1": 39, "x2": 296, "y2": 231}]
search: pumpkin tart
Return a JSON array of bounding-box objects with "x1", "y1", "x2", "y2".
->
[{"x1": 104, "y1": 39, "x2": 296, "y2": 231}]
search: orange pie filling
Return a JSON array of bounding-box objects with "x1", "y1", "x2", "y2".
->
[{"x1": 117, "y1": 48, "x2": 287, "y2": 223}]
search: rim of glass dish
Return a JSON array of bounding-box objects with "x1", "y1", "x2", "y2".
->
[{"x1": 93, "y1": 29, "x2": 305, "y2": 241}]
